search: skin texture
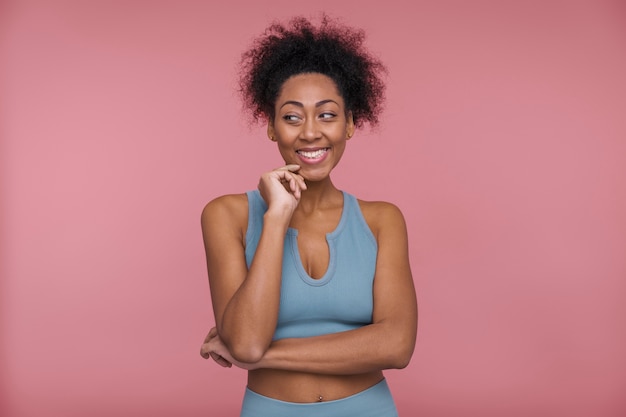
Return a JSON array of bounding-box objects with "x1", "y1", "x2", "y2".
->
[{"x1": 200, "y1": 73, "x2": 417, "y2": 403}]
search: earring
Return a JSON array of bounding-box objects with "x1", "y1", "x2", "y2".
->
[{"x1": 269, "y1": 135, "x2": 276, "y2": 141}]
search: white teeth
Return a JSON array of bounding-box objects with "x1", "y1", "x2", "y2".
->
[{"x1": 298, "y1": 149, "x2": 327, "y2": 159}]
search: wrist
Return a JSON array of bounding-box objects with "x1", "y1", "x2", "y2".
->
[{"x1": 263, "y1": 210, "x2": 292, "y2": 230}]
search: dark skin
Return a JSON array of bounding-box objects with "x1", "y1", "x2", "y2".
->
[{"x1": 200, "y1": 73, "x2": 417, "y2": 403}]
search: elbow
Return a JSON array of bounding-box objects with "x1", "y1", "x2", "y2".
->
[
  {"x1": 390, "y1": 350, "x2": 413, "y2": 369},
  {"x1": 228, "y1": 341, "x2": 266, "y2": 364},
  {"x1": 219, "y1": 325, "x2": 271, "y2": 364},
  {"x1": 385, "y1": 332, "x2": 416, "y2": 370}
]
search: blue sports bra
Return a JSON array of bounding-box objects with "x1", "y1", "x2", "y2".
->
[{"x1": 244, "y1": 190, "x2": 378, "y2": 340}]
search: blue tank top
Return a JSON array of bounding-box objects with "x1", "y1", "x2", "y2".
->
[{"x1": 245, "y1": 190, "x2": 378, "y2": 341}]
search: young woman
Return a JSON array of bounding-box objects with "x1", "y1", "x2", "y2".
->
[{"x1": 200, "y1": 15, "x2": 417, "y2": 416}]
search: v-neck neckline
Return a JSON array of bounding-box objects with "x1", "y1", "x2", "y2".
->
[{"x1": 286, "y1": 191, "x2": 347, "y2": 285}]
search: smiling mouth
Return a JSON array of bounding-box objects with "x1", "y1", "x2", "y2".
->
[{"x1": 296, "y1": 148, "x2": 329, "y2": 159}]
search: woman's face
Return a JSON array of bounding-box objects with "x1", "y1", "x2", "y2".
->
[{"x1": 268, "y1": 73, "x2": 354, "y2": 183}]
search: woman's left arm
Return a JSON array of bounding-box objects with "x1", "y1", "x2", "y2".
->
[{"x1": 203, "y1": 202, "x2": 418, "y2": 375}]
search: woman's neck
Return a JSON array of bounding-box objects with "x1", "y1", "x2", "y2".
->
[{"x1": 297, "y1": 176, "x2": 342, "y2": 213}]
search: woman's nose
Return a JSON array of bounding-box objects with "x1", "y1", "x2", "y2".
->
[{"x1": 300, "y1": 118, "x2": 321, "y2": 141}]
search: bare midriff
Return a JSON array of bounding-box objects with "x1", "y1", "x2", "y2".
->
[{"x1": 247, "y1": 369, "x2": 384, "y2": 403}]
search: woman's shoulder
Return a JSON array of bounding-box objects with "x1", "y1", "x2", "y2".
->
[
  {"x1": 355, "y1": 197, "x2": 407, "y2": 237},
  {"x1": 201, "y1": 193, "x2": 249, "y2": 229},
  {"x1": 355, "y1": 196, "x2": 405, "y2": 219}
]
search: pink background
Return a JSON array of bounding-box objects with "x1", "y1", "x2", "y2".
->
[{"x1": 1, "y1": 1, "x2": 625, "y2": 416}]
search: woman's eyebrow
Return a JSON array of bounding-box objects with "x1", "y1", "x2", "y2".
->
[{"x1": 279, "y1": 99, "x2": 339, "y2": 109}]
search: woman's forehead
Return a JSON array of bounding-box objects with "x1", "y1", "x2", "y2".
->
[{"x1": 277, "y1": 73, "x2": 343, "y2": 104}]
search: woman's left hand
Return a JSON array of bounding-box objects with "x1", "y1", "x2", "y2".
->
[{"x1": 200, "y1": 327, "x2": 259, "y2": 371}]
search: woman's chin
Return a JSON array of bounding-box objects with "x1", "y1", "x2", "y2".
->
[{"x1": 300, "y1": 170, "x2": 332, "y2": 184}]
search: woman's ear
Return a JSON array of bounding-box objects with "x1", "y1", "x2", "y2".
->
[
  {"x1": 346, "y1": 111, "x2": 355, "y2": 139},
  {"x1": 267, "y1": 120, "x2": 276, "y2": 141}
]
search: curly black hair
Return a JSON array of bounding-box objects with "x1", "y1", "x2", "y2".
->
[{"x1": 239, "y1": 15, "x2": 386, "y2": 128}]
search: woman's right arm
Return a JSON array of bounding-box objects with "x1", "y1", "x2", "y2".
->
[{"x1": 201, "y1": 165, "x2": 305, "y2": 363}]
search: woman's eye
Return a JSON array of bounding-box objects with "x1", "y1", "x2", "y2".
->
[
  {"x1": 320, "y1": 112, "x2": 336, "y2": 119},
  {"x1": 283, "y1": 114, "x2": 300, "y2": 122}
]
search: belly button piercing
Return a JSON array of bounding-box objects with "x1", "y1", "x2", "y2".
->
[{"x1": 318, "y1": 395, "x2": 323, "y2": 402}]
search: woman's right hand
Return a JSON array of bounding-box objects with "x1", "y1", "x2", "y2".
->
[{"x1": 258, "y1": 164, "x2": 307, "y2": 218}]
